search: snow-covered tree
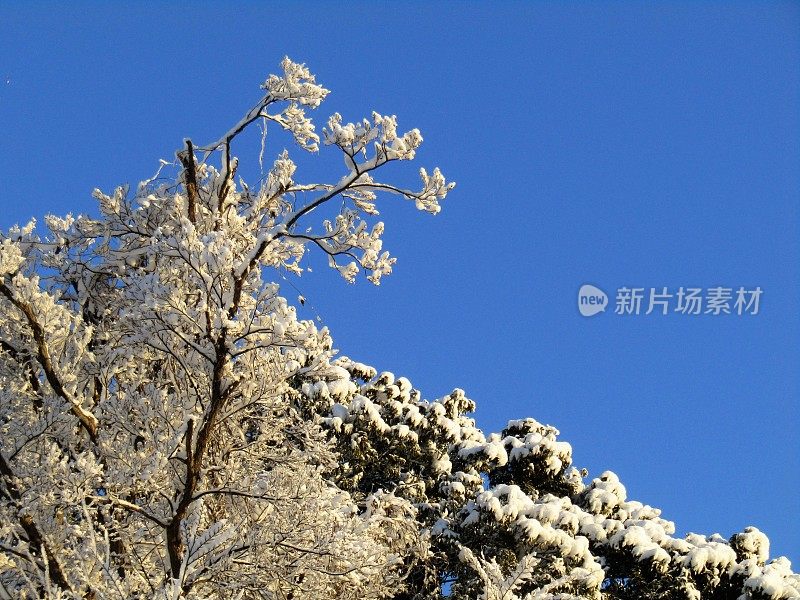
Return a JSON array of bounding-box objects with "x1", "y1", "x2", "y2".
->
[
  {"x1": 298, "y1": 363, "x2": 800, "y2": 600},
  {"x1": 2, "y1": 57, "x2": 797, "y2": 600},
  {"x1": 0, "y1": 57, "x2": 449, "y2": 599}
]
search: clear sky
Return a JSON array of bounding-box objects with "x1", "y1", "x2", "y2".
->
[{"x1": 1, "y1": 2, "x2": 798, "y2": 563}]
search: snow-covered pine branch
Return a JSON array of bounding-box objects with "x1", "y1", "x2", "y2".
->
[{"x1": 297, "y1": 359, "x2": 800, "y2": 600}]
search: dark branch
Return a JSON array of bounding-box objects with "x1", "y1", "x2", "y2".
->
[{"x1": 178, "y1": 139, "x2": 199, "y2": 223}]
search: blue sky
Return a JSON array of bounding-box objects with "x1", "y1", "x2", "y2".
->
[{"x1": 1, "y1": 2, "x2": 798, "y2": 562}]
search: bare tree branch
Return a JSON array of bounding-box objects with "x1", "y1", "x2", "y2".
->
[{"x1": 177, "y1": 139, "x2": 199, "y2": 223}]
